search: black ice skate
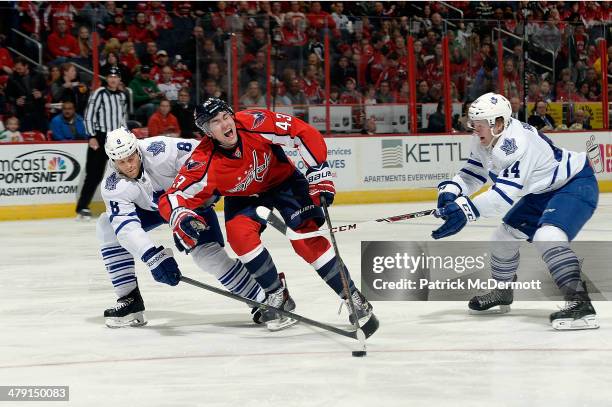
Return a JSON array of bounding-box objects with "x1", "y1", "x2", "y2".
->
[
  {"x1": 104, "y1": 286, "x2": 147, "y2": 328},
  {"x1": 260, "y1": 273, "x2": 298, "y2": 331},
  {"x1": 345, "y1": 289, "x2": 375, "y2": 325},
  {"x1": 76, "y1": 208, "x2": 92, "y2": 221},
  {"x1": 468, "y1": 277, "x2": 515, "y2": 314},
  {"x1": 550, "y1": 282, "x2": 599, "y2": 330}
]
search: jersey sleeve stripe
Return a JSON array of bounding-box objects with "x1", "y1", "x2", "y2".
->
[
  {"x1": 460, "y1": 168, "x2": 487, "y2": 184},
  {"x1": 492, "y1": 185, "x2": 514, "y2": 205},
  {"x1": 549, "y1": 166, "x2": 559, "y2": 186},
  {"x1": 467, "y1": 159, "x2": 484, "y2": 168},
  {"x1": 566, "y1": 152, "x2": 571, "y2": 178},
  {"x1": 496, "y1": 179, "x2": 523, "y2": 189},
  {"x1": 114, "y1": 219, "x2": 141, "y2": 235}
]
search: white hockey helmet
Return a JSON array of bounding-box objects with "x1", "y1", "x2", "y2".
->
[
  {"x1": 105, "y1": 127, "x2": 138, "y2": 160},
  {"x1": 468, "y1": 92, "x2": 512, "y2": 134}
]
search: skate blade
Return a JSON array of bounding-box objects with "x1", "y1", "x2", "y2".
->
[
  {"x1": 266, "y1": 317, "x2": 299, "y2": 332},
  {"x1": 105, "y1": 312, "x2": 147, "y2": 328},
  {"x1": 552, "y1": 315, "x2": 599, "y2": 330},
  {"x1": 469, "y1": 305, "x2": 511, "y2": 315},
  {"x1": 76, "y1": 215, "x2": 91, "y2": 222}
]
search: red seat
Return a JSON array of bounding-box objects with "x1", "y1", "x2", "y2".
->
[
  {"x1": 21, "y1": 131, "x2": 48, "y2": 142},
  {"x1": 132, "y1": 127, "x2": 149, "y2": 139}
]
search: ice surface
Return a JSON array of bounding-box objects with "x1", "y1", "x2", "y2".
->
[{"x1": 2, "y1": 196, "x2": 612, "y2": 406}]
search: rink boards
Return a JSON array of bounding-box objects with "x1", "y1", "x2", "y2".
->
[{"x1": 1, "y1": 131, "x2": 611, "y2": 220}]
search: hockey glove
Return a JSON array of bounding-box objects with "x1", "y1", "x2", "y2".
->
[
  {"x1": 431, "y1": 196, "x2": 479, "y2": 240},
  {"x1": 170, "y1": 208, "x2": 208, "y2": 253},
  {"x1": 306, "y1": 162, "x2": 336, "y2": 206},
  {"x1": 436, "y1": 181, "x2": 462, "y2": 212},
  {"x1": 142, "y1": 246, "x2": 182, "y2": 286}
]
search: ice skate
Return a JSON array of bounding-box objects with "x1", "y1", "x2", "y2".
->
[
  {"x1": 259, "y1": 273, "x2": 298, "y2": 331},
  {"x1": 76, "y1": 208, "x2": 92, "y2": 221},
  {"x1": 550, "y1": 283, "x2": 599, "y2": 330},
  {"x1": 468, "y1": 277, "x2": 515, "y2": 314},
  {"x1": 104, "y1": 286, "x2": 147, "y2": 328},
  {"x1": 344, "y1": 289, "x2": 375, "y2": 325}
]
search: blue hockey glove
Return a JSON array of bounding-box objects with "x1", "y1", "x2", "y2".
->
[
  {"x1": 431, "y1": 196, "x2": 479, "y2": 240},
  {"x1": 436, "y1": 181, "x2": 462, "y2": 211},
  {"x1": 142, "y1": 246, "x2": 182, "y2": 286},
  {"x1": 306, "y1": 162, "x2": 335, "y2": 206}
]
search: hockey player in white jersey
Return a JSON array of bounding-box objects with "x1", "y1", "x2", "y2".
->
[
  {"x1": 97, "y1": 127, "x2": 265, "y2": 328},
  {"x1": 432, "y1": 92, "x2": 599, "y2": 330}
]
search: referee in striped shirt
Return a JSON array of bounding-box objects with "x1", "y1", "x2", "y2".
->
[{"x1": 76, "y1": 66, "x2": 127, "y2": 219}]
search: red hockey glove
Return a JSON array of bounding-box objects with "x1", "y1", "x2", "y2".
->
[{"x1": 306, "y1": 162, "x2": 336, "y2": 207}]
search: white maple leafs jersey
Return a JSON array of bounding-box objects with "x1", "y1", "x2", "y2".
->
[
  {"x1": 453, "y1": 119, "x2": 587, "y2": 218},
  {"x1": 101, "y1": 136, "x2": 199, "y2": 258}
]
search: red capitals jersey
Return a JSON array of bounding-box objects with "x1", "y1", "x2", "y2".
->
[{"x1": 158, "y1": 109, "x2": 327, "y2": 221}]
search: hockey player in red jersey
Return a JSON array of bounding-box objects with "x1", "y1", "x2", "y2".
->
[{"x1": 158, "y1": 97, "x2": 376, "y2": 330}]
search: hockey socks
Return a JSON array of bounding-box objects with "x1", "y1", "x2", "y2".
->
[
  {"x1": 242, "y1": 248, "x2": 282, "y2": 294},
  {"x1": 541, "y1": 246, "x2": 584, "y2": 295},
  {"x1": 101, "y1": 245, "x2": 137, "y2": 298},
  {"x1": 490, "y1": 252, "x2": 520, "y2": 282},
  {"x1": 218, "y1": 260, "x2": 265, "y2": 302},
  {"x1": 316, "y1": 257, "x2": 356, "y2": 298}
]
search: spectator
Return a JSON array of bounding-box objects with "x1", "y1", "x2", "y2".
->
[
  {"x1": 376, "y1": 80, "x2": 396, "y2": 103},
  {"x1": 171, "y1": 56, "x2": 192, "y2": 88},
  {"x1": 50, "y1": 100, "x2": 87, "y2": 140},
  {"x1": 539, "y1": 80, "x2": 553, "y2": 102},
  {"x1": 328, "y1": 85, "x2": 341, "y2": 104},
  {"x1": 455, "y1": 101, "x2": 472, "y2": 132},
  {"x1": 151, "y1": 49, "x2": 170, "y2": 83},
  {"x1": 528, "y1": 100, "x2": 556, "y2": 131},
  {"x1": 0, "y1": 35, "x2": 14, "y2": 77},
  {"x1": 5, "y1": 57, "x2": 48, "y2": 132},
  {"x1": 76, "y1": 26, "x2": 92, "y2": 61},
  {"x1": 43, "y1": 1, "x2": 77, "y2": 32},
  {"x1": 157, "y1": 66, "x2": 181, "y2": 101},
  {"x1": 118, "y1": 41, "x2": 141, "y2": 76},
  {"x1": 426, "y1": 101, "x2": 446, "y2": 133},
  {"x1": 129, "y1": 65, "x2": 163, "y2": 124},
  {"x1": 241, "y1": 50, "x2": 267, "y2": 91},
  {"x1": 363, "y1": 85, "x2": 377, "y2": 105},
  {"x1": 147, "y1": 98, "x2": 180, "y2": 137},
  {"x1": 331, "y1": 56, "x2": 357, "y2": 88},
  {"x1": 301, "y1": 65, "x2": 324, "y2": 104},
  {"x1": 331, "y1": 2, "x2": 353, "y2": 40},
  {"x1": 509, "y1": 96, "x2": 525, "y2": 121},
  {"x1": 148, "y1": 1, "x2": 174, "y2": 31},
  {"x1": 502, "y1": 58, "x2": 520, "y2": 98},
  {"x1": 47, "y1": 19, "x2": 79, "y2": 61},
  {"x1": 201, "y1": 78, "x2": 225, "y2": 101},
  {"x1": 204, "y1": 62, "x2": 227, "y2": 94},
  {"x1": 171, "y1": 88, "x2": 197, "y2": 138},
  {"x1": 50, "y1": 62, "x2": 89, "y2": 115},
  {"x1": 569, "y1": 109, "x2": 592, "y2": 130},
  {"x1": 246, "y1": 27, "x2": 268, "y2": 56},
  {"x1": 170, "y1": 2, "x2": 196, "y2": 47},
  {"x1": 100, "y1": 52, "x2": 131, "y2": 84},
  {"x1": 0, "y1": 116, "x2": 23, "y2": 143},
  {"x1": 79, "y1": 2, "x2": 109, "y2": 32},
  {"x1": 416, "y1": 80, "x2": 432, "y2": 103},
  {"x1": 76, "y1": 66, "x2": 127, "y2": 219},
  {"x1": 361, "y1": 115, "x2": 377, "y2": 135},
  {"x1": 240, "y1": 80, "x2": 266, "y2": 108},
  {"x1": 105, "y1": 8, "x2": 130, "y2": 43},
  {"x1": 128, "y1": 11, "x2": 158, "y2": 44},
  {"x1": 139, "y1": 41, "x2": 159, "y2": 68},
  {"x1": 306, "y1": 1, "x2": 336, "y2": 31}
]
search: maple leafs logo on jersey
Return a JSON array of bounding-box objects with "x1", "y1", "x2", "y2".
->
[
  {"x1": 490, "y1": 96, "x2": 498, "y2": 104},
  {"x1": 105, "y1": 172, "x2": 120, "y2": 191},
  {"x1": 186, "y1": 158, "x2": 204, "y2": 171},
  {"x1": 248, "y1": 111, "x2": 266, "y2": 130},
  {"x1": 500, "y1": 138, "x2": 518, "y2": 155},
  {"x1": 146, "y1": 141, "x2": 166, "y2": 156}
]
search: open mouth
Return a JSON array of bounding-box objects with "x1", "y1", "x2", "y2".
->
[{"x1": 224, "y1": 129, "x2": 233, "y2": 138}]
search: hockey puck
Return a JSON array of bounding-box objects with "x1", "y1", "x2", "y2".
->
[{"x1": 352, "y1": 351, "x2": 367, "y2": 357}]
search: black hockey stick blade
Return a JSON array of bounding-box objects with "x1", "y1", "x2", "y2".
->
[
  {"x1": 180, "y1": 275, "x2": 363, "y2": 340},
  {"x1": 361, "y1": 313, "x2": 380, "y2": 339}
]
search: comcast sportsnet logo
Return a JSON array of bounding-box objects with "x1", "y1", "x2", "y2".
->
[
  {"x1": 586, "y1": 135, "x2": 612, "y2": 174},
  {"x1": 0, "y1": 149, "x2": 81, "y2": 184}
]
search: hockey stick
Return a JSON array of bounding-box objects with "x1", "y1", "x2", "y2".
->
[
  {"x1": 257, "y1": 206, "x2": 436, "y2": 240},
  {"x1": 320, "y1": 196, "x2": 378, "y2": 354},
  {"x1": 180, "y1": 275, "x2": 378, "y2": 340}
]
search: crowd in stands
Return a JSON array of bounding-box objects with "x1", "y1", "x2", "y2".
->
[{"x1": 0, "y1": 1, "x2": 610, "y2": 141}]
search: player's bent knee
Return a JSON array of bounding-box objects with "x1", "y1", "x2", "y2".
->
[
  {"x1": 191, "y1": 242, "x2": 235, "y2": 278},
  {"x1": 96, "y1": 213, "x2": 117, "y2": 244},
  {"x1": 226, "y1": 215, "x2": 263, "y2": 256},
  {"x1": 490, "y1": 224, "x2": 524, "y2": 258},
  {"x1": 533, "y1": 225, "x2": 570, "y2": 255}
]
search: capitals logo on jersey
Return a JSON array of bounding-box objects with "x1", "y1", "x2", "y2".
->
[
  {"x1": 500, "y1": 138, "x2": 518, "y2": 155},
  {"x1": 186, "y1": 158, "x2": 204, "y2": 171},
  {"x1": 227, "y1": 150, "x2": 271, "y2": 193},
  {"x1": 147, "y1": 141, "x2": 166, "y2": 156},
  {"x1": 248, "y1": 111, "x2": 266, "y2": 130}
]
